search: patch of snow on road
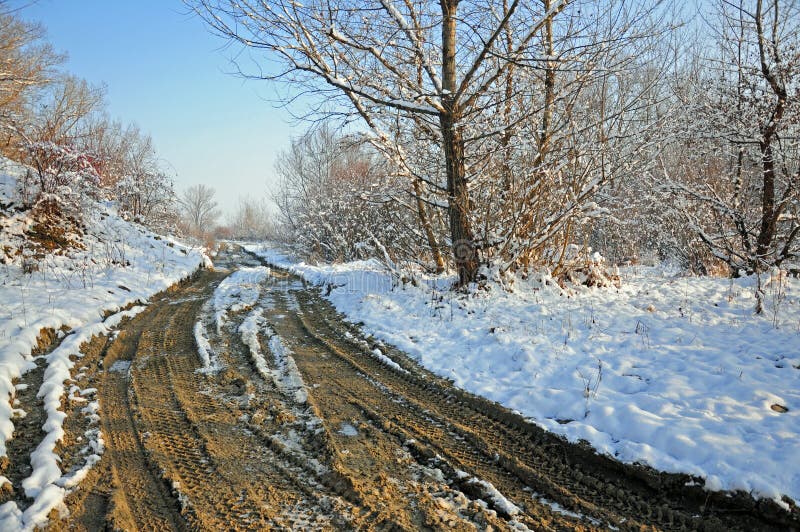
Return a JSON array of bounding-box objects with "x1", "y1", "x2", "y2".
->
[
  {"x1": 102, "y1": 305, "x2": 147, "y2": 329},
  {"x1": 212, "y1": 267, "x2": 270, "y2": 333},
  {"x1": 267, "y1": 331, "x2": 308, "y2": 405},
  {"x1": 533, "y1": 492, "x2": 600, "y2": 525},
  {"x1": 239, "y1": 309, "x2": 271, "y2": 378},
  {"x1": 269, "y1": 430, "x2": 329, "y2": 477},
  {"x1": 454, "y1": 469, "x2": 520, "y2": 517},
  {"x1": 194, "y1": 321, "x2": 220, "y2": 373},
  {"x1": 108, "y1": 360, "x2": 132, "y2": 373},
  {"x1": 371, "y1": 347, "x2": 408, "y2": 374},
  {"x1": 58, "y1": 414, "x2": 104, "y2": 490},
  {"x1": 237, "y1": 306, "x2": 329, "y2": 477},
  {"x1": 246, "y1": 243, "x2": 800, "y2": 507},
  {"x1": 338, "y1": 423, "x2": 359, "y2": 437},
  {"x1": 237, "y1": 304, "x2": 309, "y2": 407}
]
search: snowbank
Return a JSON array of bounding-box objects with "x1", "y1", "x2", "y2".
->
[{"x1": 246, "y1": 244, "x2": 800, "y2": 507}]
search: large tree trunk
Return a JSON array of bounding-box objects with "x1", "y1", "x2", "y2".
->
[
  {"x1": 440, "y1": 0, "x2": 479, "y2": 286},
  {"x1": 536, "y1": 0, "x2": 556, "y2": 165},
  {"x1": 753, "y1": 0, "x2": 786, "y2": 272}
]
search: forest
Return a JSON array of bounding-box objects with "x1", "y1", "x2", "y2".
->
[{"x1": 2, "y1": 0, "x2": 799, "y2": 285}]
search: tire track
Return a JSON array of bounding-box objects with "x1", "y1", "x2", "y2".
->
[
  {"x1": 293, "y1": 300, "x2": 639, "y2": 529},
  {"x1": 263, "y1": 289, "x2": 588, "y2": 531},
  {"x1": 126, "y1": 254, "x2": 354, "y2": 530},
  {"x1": 97, "y1": 281, "x2": 208, "y2": 531},
  {"x1": 257, "y1": 262, "x2": 797, "y2": 532},
  {"x1": 34, "y1": 243, "x2": 794, "y2": 531}
]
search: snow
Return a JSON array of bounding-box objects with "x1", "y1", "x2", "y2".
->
[
  {"x1": 211, "y1": 267, "x2": 271, "y2": 333},
  {"x1": 108, "y1": 360, "x2": 132, "y2": 373},
  {"x1": 246, "y1": 243, "x2": 800, "y2": 507},
  {"x1": 372, "y1": 347, "x2": 408, "y2": 374},
  {"x1": 240, "y1": 307, "x2": 308, "y2": 407},
  {"x1": 197, "y1": 266, "x2": 272, "y2": 373},
  {"x1": 338, "y1": 423, "x2": 359, "y2": 437},
  {"x1": 193, "y1": 320, "x2": 218, "y2": 373},
  {"x1": 239, "y1": 309, "x2": 271, "y2": 379},
  {"x1": 267, "y1": 330, "x2": 309, "y2": 405},
  {"x1": 455, "y1": 469, "x2": 520, "y2": 517},
  {"x1": 0, "y1": 159, "x2": 209, "y2": 530}
]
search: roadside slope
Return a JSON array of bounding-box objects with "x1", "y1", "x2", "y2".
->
[{"x1": 0, "y1": 160, "x2": 208, "y2": 528}]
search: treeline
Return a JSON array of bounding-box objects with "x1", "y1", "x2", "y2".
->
[
  {"x1": 196, "y1": 0, "x2": 799, "y2": 283},
  {"x1": 0, "y1": 5, "x2": 182, "y2": 232}
]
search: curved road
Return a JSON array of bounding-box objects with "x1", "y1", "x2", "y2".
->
[{"x1": 22, "y1": 245, "x2": 796, "y2": 531}]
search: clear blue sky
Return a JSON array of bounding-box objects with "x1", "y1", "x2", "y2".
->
[{"x1": 9, "y1": 0, "x2": 301, "y2": 218}]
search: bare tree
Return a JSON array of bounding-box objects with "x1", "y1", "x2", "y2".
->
[
  {"x1": 0, "y1": 6, "x2": 62, "y2": 154},
  {"x1": 0, "y1": 6, "x2": 58, "y2": 104},
  {"x1": 228, "y1": 197, "x2": 273, "y2": 241},
  {"x1": 190, "y1": 0, "x2": 675, "y2": 284},
  {"x1": 27, "y1": 76, "x2": 104, "y2": 144},
  {"x1": 180, "y1": 184, "x2": 220, "y2": 238},
  {"x1": 189, "y1": 0, "x2": 579, "y2": 284},
  {"x1": 476, "y1": 2, "x2": 675, "y2": 276}
]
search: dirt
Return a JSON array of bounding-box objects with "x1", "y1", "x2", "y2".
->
[
  {"x1": 0, "y1": 328, "x2": 61, "y2": 505},
  {"x1": 4, "y1": 244, "x2": 798, "y2": 531}
]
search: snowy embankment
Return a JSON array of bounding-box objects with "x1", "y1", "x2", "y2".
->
[
  {"x1": 0, "y1": 161, "x2": 208, "y2": 529},
  {"x1": 246, "y1": 244, "x2": 800, "y2": 509}
]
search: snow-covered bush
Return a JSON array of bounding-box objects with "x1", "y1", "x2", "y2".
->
[
  {"x1": 113, "y1": 169, "x2": 178, "y2": 230},
  {"x1": 273, "y1": 126, "x2": 422, "y2": 266},
  {"x1": 21, "y1": 140, "x2": 100, "y2": 203}
]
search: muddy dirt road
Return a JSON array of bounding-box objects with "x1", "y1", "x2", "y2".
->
[{"x1": 8, "y1": 245, "x2": 796, "y2": 530}]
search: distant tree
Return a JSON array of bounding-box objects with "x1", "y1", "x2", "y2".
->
[
  {"x1": 180, "y1": 184, "x2": 220, "y2": 238},
  {"x1": 214, "y1": 225, "x2": 234, "y2": 240},
  {"x1": 228, "y1": 197, "x2": 273, "y2": 241}
]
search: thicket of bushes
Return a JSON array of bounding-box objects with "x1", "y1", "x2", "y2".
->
[{"x1": 204, "y1": 0, "x2": 798, "y2": 282}]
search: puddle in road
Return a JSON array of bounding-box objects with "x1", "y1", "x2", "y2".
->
[
  {"x1": 109, "y1": 360, "x2": 132, "y2": 373},
  {"x1": 338, "y1": 423, "x2": 359, "y2": 437}
]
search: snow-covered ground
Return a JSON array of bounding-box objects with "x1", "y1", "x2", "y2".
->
[
  {"x1": 0, "y1": 159, "x2": 208, "y2": 529},
  {"x1": 246, "y1": 244, "x2": 800, "y2": 509}
]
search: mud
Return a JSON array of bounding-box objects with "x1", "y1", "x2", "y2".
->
[
  {"x1": 0, "y1": 329, "x2": 58, "y2": 505},
  {"x1": 3, "y1": 244, "x2": 796, "y2": 531}
]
